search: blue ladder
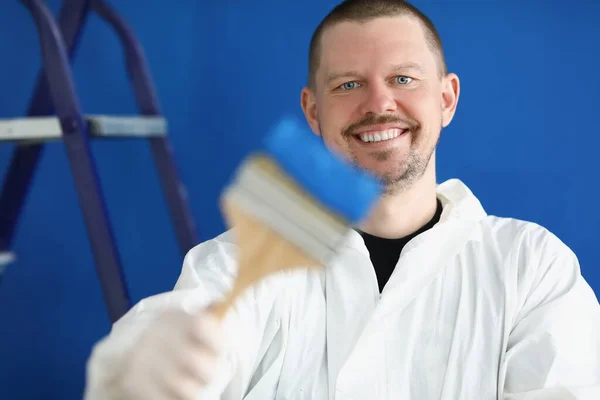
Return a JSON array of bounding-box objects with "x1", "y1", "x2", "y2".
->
[{"x1": 0, "y1": 0, "x2": 199, "y2": 323}]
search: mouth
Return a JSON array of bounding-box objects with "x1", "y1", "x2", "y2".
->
[{"x1": 351, "y1": 128, "x2": 409, "y2": 144}]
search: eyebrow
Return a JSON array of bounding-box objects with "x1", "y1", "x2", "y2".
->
[
  {"x1": 390, "y1": 62, "x2": 425, "y2": 74},
  {"x1": 325, "y1": 62, "x2": 425, "y2": 84}
]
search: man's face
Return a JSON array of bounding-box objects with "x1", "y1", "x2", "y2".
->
[{"x1": 302, "y1": 16, "x2": 460, "y2": 193}]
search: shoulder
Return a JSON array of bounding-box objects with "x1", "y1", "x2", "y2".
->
[
  {"x1": 478, "y1": 215, "x2": 577, "y2": 268},
  {"x1": 175, "y1": 229, "x2": 309, "y2": 303},
  {"x1": 438, "y1": 179, "x2": 589, "y2": 318},
  {"x1": 174, "y1": 229, "x2": 239, "y2": 291},
  {"x1": 184, "y1": 230, "x2": 239, "y2": 272},
  {"x1": 438, "y1": 178, "x2": 575, "y2": 268},
  {"x1": 459, "y1": 214, "x2": 579, "y2": 291},
  {"x1": 477, "y1": 215, "x2": 584, "y2": 315}
]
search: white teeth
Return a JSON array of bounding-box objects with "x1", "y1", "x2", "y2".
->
[{"x1": 359, "y1": 128, "x2": 402, "y2": 143}]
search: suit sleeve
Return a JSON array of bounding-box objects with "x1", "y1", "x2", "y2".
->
[
  {"x1": 83, "y1": 234, "x2": 281, "y2": 400},
  {"x1": 501, "y1": 228, "x2": 600, "y2": 400}
]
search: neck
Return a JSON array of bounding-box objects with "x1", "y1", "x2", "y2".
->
[{"x1": 359, "y1": 159, "x2": 438, "y2": 239}]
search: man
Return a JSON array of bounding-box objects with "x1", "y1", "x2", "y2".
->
[{"x1": 84, "y1": 1, "x2": 600, "y2": 399}]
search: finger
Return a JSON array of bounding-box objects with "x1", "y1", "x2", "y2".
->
[
  {"x1": 177, "y1": 347, "x2": 219, "y2": 385},
  {"x1": 187, "y1": 313, "x2": 224, "y2": 355},
  {"x1": 161, "y1": 368, "x2": 206, "y2": 400}
]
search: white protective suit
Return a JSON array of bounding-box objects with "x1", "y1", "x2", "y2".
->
[{"x1": 85, "y1": 178, "x2": 600, "y2": 399}]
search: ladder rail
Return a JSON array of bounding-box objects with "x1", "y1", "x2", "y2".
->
[
  {"x1": 18, "y1": 0, "x2": 131, "y2": 322},
  {"x1": 92, "y1": 0, "x2": 199, "y2": 253},
  {"x1": 0, "y1": 0, "x2": 90, "y2": 251},
  {"x1": 91, "y1": 0, "x2": 161, "y2": 115}
]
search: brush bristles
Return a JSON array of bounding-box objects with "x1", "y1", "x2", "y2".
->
[{"x1": 222, "y1": 154, "x2": 352, "y2": 266}]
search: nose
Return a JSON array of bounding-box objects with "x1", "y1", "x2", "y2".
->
[{"x1": 359, "y1": 83, "x2": 398, "y2": 116}]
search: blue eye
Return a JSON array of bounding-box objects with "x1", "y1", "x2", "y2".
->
[
  {"x1": 340, "y1": 81, "x2": 359, "y2": 91},
  {"x1": 395, "y1": 76, "x2": 413, "y2": 84}
]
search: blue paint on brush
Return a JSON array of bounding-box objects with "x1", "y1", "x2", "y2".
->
[{"x1": 263, "y1": 116, "x2": 382, "y2": 224}]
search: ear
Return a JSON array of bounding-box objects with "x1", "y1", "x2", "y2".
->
[
  {"x1": 301, "y1": 86, "x2": 321, "y2": 136},
  {"x1": 441, "y1": 73, "x2": 460, "y2": 128}
]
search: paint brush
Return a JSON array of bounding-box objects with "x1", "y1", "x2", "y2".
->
[{"x1": 212, "y1": 116, "x2": 381, "y2": 318}]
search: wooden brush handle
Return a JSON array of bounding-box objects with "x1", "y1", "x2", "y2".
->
[{"x1": 211, "y1": 199, "x2": 320, "y2": 320}]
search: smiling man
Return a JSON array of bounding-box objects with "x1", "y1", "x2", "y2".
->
[
  {"x1": 301, "y1": 3, "x2": 455, "y2": 242},
  {"x1": 302, "y1": 10, "x2": 448, "y2": 195},
  {"x1": 84, "y1": 1, "x2": 600, "y2": 399}
]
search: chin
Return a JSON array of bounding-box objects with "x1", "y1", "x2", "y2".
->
[{"x1": 357, "y1": 160, "x2": 408, "y2": 180}]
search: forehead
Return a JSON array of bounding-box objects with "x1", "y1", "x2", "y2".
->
[{"x1": 318, "y1": 16, "x2": 435, "y2": 79}]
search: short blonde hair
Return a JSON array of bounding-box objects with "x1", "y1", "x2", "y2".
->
[{"x1": 307, "y1": 0, "x2": 448, "y2": 88}]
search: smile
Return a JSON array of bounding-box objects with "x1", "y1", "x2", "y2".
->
[{"x1": 354, "y1": 128, "x2": 407, "y2": 143}]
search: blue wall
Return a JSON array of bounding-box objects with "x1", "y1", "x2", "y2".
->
[{"x1": 0, "y1": 1, "x2": 598, "y2": 398}]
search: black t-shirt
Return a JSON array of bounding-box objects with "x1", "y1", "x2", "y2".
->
[{"x1": 358, "y1": 199, "x2": 443, "y2": 292}]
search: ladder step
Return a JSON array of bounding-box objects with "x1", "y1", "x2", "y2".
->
[
  {"x1": 0, "y1": 115, "x2": 167, "y2": 142},
  {"x1": 87, "y1": 115, "x2": 168, "y2": 138},
  {"x1": 0, "y1": 252, "x2": 16, "y2": 276}
]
